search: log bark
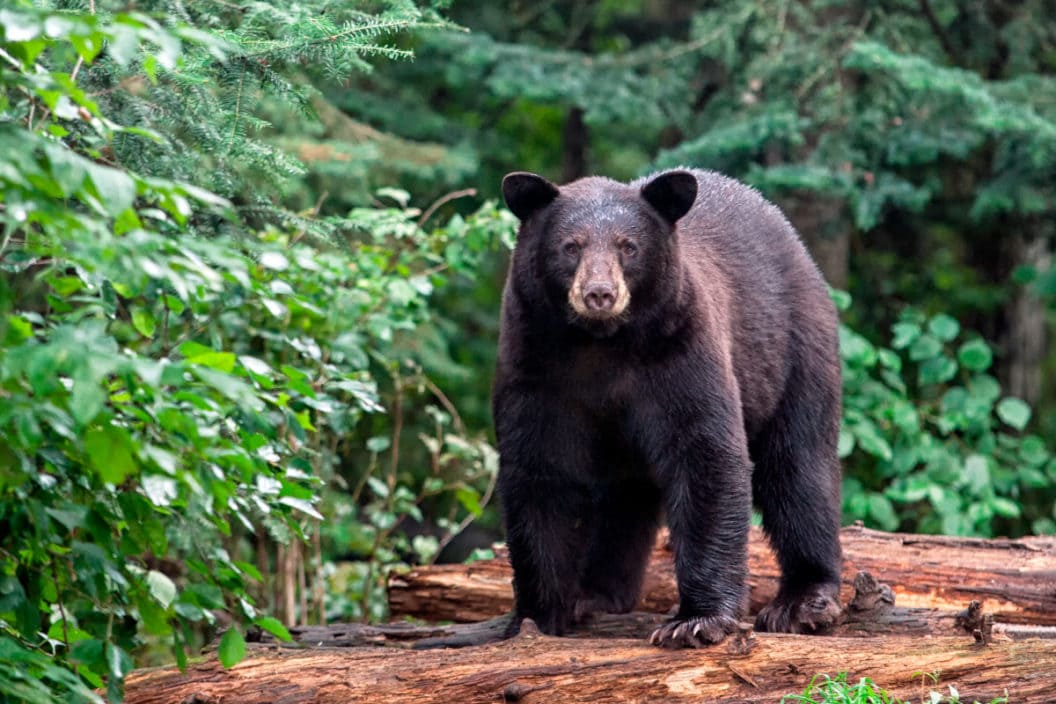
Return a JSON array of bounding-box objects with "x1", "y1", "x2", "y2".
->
[
  {"x1": 124, "y1": 629, "x2": 1056, "y2": 704},
  {"x1": 388, "y1": 524, "x2": 1056, "y2": 625},
  {"x1": 261, "y1": 590, "x2": 1054, "y2": 651}
]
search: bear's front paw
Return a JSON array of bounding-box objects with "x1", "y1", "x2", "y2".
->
[
  {"x1": 648, "y1": 613, "x2": 737, "y2": 648},
  {"x1": 755, "y1": 582, "x2": 842, "y2": 634}
]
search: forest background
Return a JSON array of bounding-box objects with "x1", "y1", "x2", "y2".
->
[{"x1": 1, "y1": 0, "x2": 1054, "y2": 701}]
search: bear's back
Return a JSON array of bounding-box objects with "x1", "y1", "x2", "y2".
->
[{"x1": 640, "y1": 168, "x2": 837, "y2": 434}]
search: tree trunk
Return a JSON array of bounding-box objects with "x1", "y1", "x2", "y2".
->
[
  {"x1": 387, "y1": 524, "x2": 1056, "y2": 625},
  {"x1": 122, "y1": 629, "x2": 1056, "y2": 704},
  {"x1": 561, "y1": 107, "x2": 589, "y2": 182},
  {"x1": 1003, "y1": 225, "x2": 1052, "y2": 406},
  {"x1": 781, "y1": 194, "x2": 851, "y2": 290}
]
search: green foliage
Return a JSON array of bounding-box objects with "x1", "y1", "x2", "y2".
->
[
  {"x1": 837, "y1": 292, "x2": 1054, "y2": 536},
  {"x1": 351, "y1": 0, "x2": 1056, "y2": 534},
  {"x1": 1, "y1": 1, "x2": 510, "y2": 700},
  {"x1": 780, "y1": 672, "x2": 1008, "y2": 704}
]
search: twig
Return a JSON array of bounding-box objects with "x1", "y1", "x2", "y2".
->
[
  {"x1": 917, "y1": 0, "x2": 958, "y2": 62},
  {"x1": 35, "y1": 0, "x2": 95, "y2": 130},
  {"x1": 289, "y1": 191, "x2": 329, "y2": 247},
  {"x1": 312, "y1": 522, "x2": 325, "y2": 624},
  {"x1": 431, "y1": 464, "x2": 498, "y2": 565},
  {"x1": 421, "y1": 376, "x2": 466, "y2": 436},
  {"x1": 416, "y1": 188, "x2": 476, "y2": 227},
  {"x1": 50, "y1": 557, "x2": 70, "y2": 650},
  {"x1": 361, "y1": 367, "x2": 404, "y2": 622}
]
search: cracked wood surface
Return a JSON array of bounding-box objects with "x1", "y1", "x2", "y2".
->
[
  {"x1": 123, "y1": 629, "x2": 1056, "y2": 704},
  {"x1": 387, "y1": 524, "x2": 1056, "y2": 625}
]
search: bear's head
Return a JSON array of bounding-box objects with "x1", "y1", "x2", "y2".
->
[{"x1": 502, "y1": 169, "x2": 697, "y2": 336}]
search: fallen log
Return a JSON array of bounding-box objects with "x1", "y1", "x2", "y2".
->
[
  {"x1": 124, "y1": 627, "x2": 1056, "y2": 704},
  {"x1": 267, "y1": 572, "x2": 1054, "y2": 650},
  {"x1": 388, "y1": 524, "x2": 1056, "y2": 625}
]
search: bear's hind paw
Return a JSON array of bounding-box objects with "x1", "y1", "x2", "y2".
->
[{"x1": 755, "y1": 583, "x2": 842, "y2": 634}]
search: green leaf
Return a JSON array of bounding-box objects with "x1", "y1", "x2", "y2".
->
[
  {"x1": 218, "y1": 627, "x2": 246, "y2": 668},
  {"x1": 927, "y1": 314, "x2": 960, "y2": 342},
  {"x1": 366, "y1": 435, "x2": 391, "y2": 453},
  {"x1": 963, "y1": 455, "x2": 990, "y2": 494},
  {"x1": 142, "y1": 472, "x2": 179, "y2": 506},
  {"x1": 1019, "y1": 436, "x2": 1049, "y2": 466},
  {"x1": 86, "y1": 162, "x2": 136, "y2": 216},
  {"x1": 829, "y1": 288, "x2": 851, "y2": 311},
  {"x1": 839, "y1": 327, "x2": 877, "y2": 367},
  {"x1": 84, "y1": 426, "x2": 136, "y2": 485},
  {"x1": 837, "y1": 428, "x2": 855, "y2": 458},
  {"x1": 46, "y1": 505, "x2": 88, "y2": 531},
  {"x1": 891, "y1": 322, "x2": 920, "y2": 349},
  {"x1": 278, "y1": 496, "x2": 324, "y2": 520},
  {"x1": 852, "y1": 422, "x2": 892, "y2": 461},
  {"x1": 908, "y1": 334, "x2": 942, "y2": 361},
  {"x1": 70, "y1": 638, "x2": 105, "y2": 670},
  {"x1": 918, "y1": 355, "x2": 957, "y2": 385},
  {"x1": 254, "y1": 616, "x2": 292, "y2": 642},
  {"x1": 867, "y1": 493, "x2": 898, "y2": 531},
  {"x1": 106, "y1": 642, "x2": 133, "y2": 683},
  {"x1": 996, "y1": 397, "x2": 1031, "y2": 430},
  {"x1": 184, "y1": 350, "x2": 236, "y2": 373},
  {"x1": 239, "y1": 355, "x2": 271, "y2": 377},
  {"x1": 132, "y1": 308, "x2": 156, "y2": 338},
  {"x1": 991, "y1": 497, "x2": 1022, "y2": 518},
  {"x1": 957, "y1": 339, "x2": 993, "y2": 371},
  {"x1": 259, "y1": 251, "x2": 289, "y2": 270},
  {"x1": 455, "y1": 486, "x2": 483, "y2": 516},
  {"x1": 146, "y1": 570, "x2": 177, "y2": 610},
  {"x1": 889, "y1": 401, "x2": 919, "y2": 433}
]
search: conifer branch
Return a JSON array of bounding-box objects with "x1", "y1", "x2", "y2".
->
[{"x1": 239, "y1": 19, "x2": 442, "y2": 60}]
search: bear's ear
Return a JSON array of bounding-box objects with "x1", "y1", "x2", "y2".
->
[
  {"x1": 502, "y1": 172, "x2": 560, "y2": 220},
  {"x1": 640, "y1": 170, "x2": 697, "y2": 224}
]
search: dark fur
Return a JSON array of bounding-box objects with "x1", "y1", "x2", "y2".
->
[{"x1": 493, "y1": 168, "x2": 843, "y2": 647}]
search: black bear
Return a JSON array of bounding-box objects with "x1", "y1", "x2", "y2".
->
[{"x1": 492, "y1": 168, "x2": 843, "y2": 648}]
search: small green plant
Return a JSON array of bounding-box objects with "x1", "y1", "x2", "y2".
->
[
  {"x1": 782, "y1": 673, "x2": 900, "y2": 704},
  {"x1": 781, "y1": 672, "x2": 1009, "y2": 704}
]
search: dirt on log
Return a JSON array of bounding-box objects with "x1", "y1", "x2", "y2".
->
[
  {"x1": 123, "y1": 627, "x2": 1056, "y2": 704},
  {"x1": 388, "y1": 524, "x2": 1056, "y2": 625}
]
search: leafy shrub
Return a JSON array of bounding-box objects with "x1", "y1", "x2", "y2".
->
[
  {"x1": 837, "y1": 291, "x2": 1054, "y2": 536},
  {"x1": 0, "y1": 2, "x2": 509, "y2": 701}
]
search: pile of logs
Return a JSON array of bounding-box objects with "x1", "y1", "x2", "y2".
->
[{"x1": 124, "y1": 524, "x2": 1056, "y2": 703}]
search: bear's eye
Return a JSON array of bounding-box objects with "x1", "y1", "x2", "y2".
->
[
  {"x1": 621, "y1": 242, "x2": 638, "y2": 257},
  {"x1": 562, "y1": 242, "x2": 580, "y2": 257}
]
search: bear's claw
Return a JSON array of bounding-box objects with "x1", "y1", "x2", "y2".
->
[
  {"x1": 649, "y1": 613, "x2": 738, "y2": 648},
  {"x1": 755, "y1": 583, "x2": 842, "y2": 633}
]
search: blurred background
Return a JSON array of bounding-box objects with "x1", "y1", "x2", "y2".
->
[
  {"x1": 323, "y1": 0, "x2": 1056, "y2": 551},
  {"x1": 1, "y1": 1, "x2": 1054, "y2": 696}
]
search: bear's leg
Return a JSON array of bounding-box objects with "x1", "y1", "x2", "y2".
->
[
  {"x1": 642, "y1": 412, "x2": 753, "y2": 648},
  {"x1": 501, "y1": 474, "x2": 591, "y2": 636},
  {"x1": 495, "y1": 392, "x2": 595, "y2": 638},
  {"x1": 751, "y1": 365, "x2": 843, "y2": 634},
  {"x1": 575, "y1": 478, "x2": 661, "y2": 622}
]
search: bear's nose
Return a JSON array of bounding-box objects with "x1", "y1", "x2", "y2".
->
[{"x1": 583, "y1": 282, "x2": 617, "y2": 311}]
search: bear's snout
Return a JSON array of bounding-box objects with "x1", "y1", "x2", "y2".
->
[
  {"x1": 569, "y1": 267, "x2": 630, "y2": 321},
  {"x1": 583, "y1": 282, "x2": 617, "y2": 311}
]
